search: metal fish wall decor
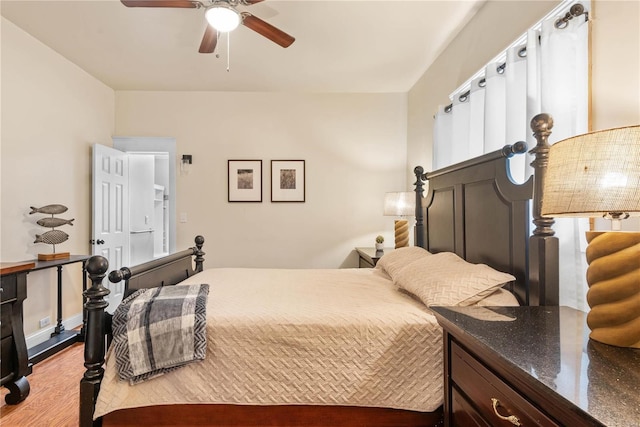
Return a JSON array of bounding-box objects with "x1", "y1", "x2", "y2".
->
[
  {"x1": 34, "y1": 230, "x2": 69, "y2": 245},
  {"x1": 29, "y1": 204, "x2": 68, "y2": 215},
  {"x1": 36, "y1": 217, "x2": 75, "y2": 228},
  {"x1": 30, "y1": 204, "x2": 74, "y2": 255}
]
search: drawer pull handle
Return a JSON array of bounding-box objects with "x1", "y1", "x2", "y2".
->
[{"x1": 491, "y1": 398, "x2": 521, "y2": 426}]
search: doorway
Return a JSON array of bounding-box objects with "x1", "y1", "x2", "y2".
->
[
  {"x1": 127, "y1": 152, "x2": 170, "y2": 265},
  {"x1": 91, "y1": 137, "x2": 176, "y2": 309},
  {"x1": 112, "y1": 136, "x2": 177, "y2": 261}
]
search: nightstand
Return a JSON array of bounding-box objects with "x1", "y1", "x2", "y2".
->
[
  {"x1": 355, "y1": 247, "x2": 392, "y2": 268},
  {"x1": 431, "y1": 306, "x2": 640, "y2": 427}
]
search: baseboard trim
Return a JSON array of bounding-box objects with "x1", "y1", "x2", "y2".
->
[{"x1": 26, "y1": 312, "x2": 83, "y2": 349}]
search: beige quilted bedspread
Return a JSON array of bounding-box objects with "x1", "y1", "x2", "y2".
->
[{"x1": 94, "y1": 268, "x2": 444, "y2": 418}]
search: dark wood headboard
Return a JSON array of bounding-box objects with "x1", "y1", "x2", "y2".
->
[{"x1": 413, "y1": 114, "x2": 559, "y2": 306}]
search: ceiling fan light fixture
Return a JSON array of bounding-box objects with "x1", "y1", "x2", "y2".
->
[{"x1": 205, "y1": 4, "x2": 241, "y2": 33}]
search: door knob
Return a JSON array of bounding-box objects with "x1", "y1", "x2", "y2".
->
[{"x1": 90, "y1": 239, "x2": 105, "y2": 245}]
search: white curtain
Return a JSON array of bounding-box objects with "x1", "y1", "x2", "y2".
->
[
  {"x1": 432, "y1": 3, "x2": 590, "y2": 310},
  {"x1": 539, "y1": 12, "x2": 590, "y2": 311}
]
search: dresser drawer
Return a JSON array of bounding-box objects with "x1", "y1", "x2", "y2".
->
[
  {"x1": 451, "y1": 387, "x2": 490, "y2": 427},
  {"x1": 450, "y1": 341, "x2": 559, "y2": 427},
  {"x1": 1, "y1": 274, "x2": 17, "y2": 302}
]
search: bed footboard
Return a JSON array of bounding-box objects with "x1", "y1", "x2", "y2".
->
[
  {"x1": 79, "y1": 236, "x2": 205, "y2": 427},
  {"x1": 109, "y1": 235, "x2": 205, "y2": 297}
]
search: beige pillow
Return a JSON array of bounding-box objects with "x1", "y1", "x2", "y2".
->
[
  {"x1": 376, "y1": 246, "x2": 431, "y2": 278},
  {"x1": 476, "y1": 288, "x2": 520, "y2": 307},
  {"x1": 392, "y1": 252, "x2": 515, "y2": 307}
]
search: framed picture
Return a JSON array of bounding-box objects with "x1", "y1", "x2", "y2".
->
[
  {"x1": 271, "y1": 160, "x2": 305, "y2": 202},
  {"x1": 228, "y1": 160, "x2": 262, "y2": 202}
]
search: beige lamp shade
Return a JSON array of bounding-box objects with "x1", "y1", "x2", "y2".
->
[
  {"x1": 384, "y1": 192, "x2": 415, "y2": 217},
  {"x1": 541, "y1": 125, "x2": 640, "y2": 218},
  {"x1": 541, "y1": 125, "x2": 640, "y2": 348},
  {"x1": 384, "y1": 192, "x2": 415, "y2": 248}
]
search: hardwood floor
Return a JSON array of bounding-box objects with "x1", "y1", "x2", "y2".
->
[{"x1": 1, "y1": 343, "x2": 84, "y2": 427}]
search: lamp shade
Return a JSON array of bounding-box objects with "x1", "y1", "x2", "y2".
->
[
  {"x1": 541, "y1": 125, "x2": 640, "y2": 218},
  {"x1": 384, "y1": 192, "x2": 415, "y2": 217},
  {"x1": 205, "y1": 5, "x2": 241, "y2": 32},
  {"x1": 541, "y1": 125, "x2": 640, "y2": 348}
]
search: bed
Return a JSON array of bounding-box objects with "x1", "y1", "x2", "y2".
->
[{"x1": 79, "y1": 113, "x2": 559, "y2": 427}]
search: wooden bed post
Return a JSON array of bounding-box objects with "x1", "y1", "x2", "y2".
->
[
  {"x1": 194, "y1": 235, "x2": 205, "y2": 273},
  {"x1": 529, "y1": 113, "x2": 560, "y2": 305},
  {"x1": 79, "y1": 256, "x2": 110, "y2": 427},
  {"x1": 413, "y1": 166, "x2": 426, "y2": 249}
]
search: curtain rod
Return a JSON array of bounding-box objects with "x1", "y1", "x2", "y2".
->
[{"x1": 444, "y1": 1, "x2": 589, "y2": 107}]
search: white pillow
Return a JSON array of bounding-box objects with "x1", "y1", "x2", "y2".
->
[
  {"x1": 392, "y1": 252, "x2": 515, "y2": 307},
  {"x1": 376, "y1": 246, "x2": 431, "y2": 278}
]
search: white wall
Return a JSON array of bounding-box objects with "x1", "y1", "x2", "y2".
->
[
  {"x1": 590, "y1": 1, "x2": 640, "y2": 129},
  {"x1": 590, "y1": 0, "x2": 640, "y2": 232},
  {"x1": 1, "y1": 18, "x2": 115, "y2": 339},
  {"x1": 115, "y1": 91, "x2": 409, "y2": 268}
]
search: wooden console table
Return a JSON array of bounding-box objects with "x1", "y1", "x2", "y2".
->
[
  {"x1": 1, "y1": 261, "x2": 35, "y2": 404},
  {"x1": 27, "y1": 255, "x2": 91, "y2": 365}
]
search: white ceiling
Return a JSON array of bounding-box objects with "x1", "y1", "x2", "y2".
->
[{"x1": 1, "y1": 0, "x2": 486, "y2": 92}]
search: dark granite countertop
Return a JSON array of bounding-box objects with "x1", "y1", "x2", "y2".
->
[{"x1": 431, "y1": 306, "x2": 640, "y2": 427}]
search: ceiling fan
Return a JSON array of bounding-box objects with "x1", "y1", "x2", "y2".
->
[{"x1": 121, "y1": 0, "x2": 295, "y2": 54}]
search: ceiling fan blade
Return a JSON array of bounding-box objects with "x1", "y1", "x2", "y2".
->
[
  {"x1": 199, "y1": 25, "x2": 218, "y2": 54},
  {"x1": 121, "y1": 0, "x2": 198, "y2": 8},
  {"x1": 242, "y1": 13, "x2": 295, "y2": 48},
  {"x1": 243, "y1": 0, "x2": 266, "y2": 4}
]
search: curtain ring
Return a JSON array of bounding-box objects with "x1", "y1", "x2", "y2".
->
[
  {"x1": 458, "y1": 90, "x2": 470, "y2": 103},
  {"x1": 518, "y1": 47, "x2": 527, "y2": 58},
  {"x1": 497, "y1": 63, "x2": 506, "y2": 74},
  {"x1": 444, "y1": 104, "x2": 453, "y2": 113},
  {"x1": 478, "y1": 78, "x2": 486, "y2": 88}
]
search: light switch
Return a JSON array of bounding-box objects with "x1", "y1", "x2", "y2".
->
[{"x1": 179, "y1": 212, "x2": 187, "y2": 223}]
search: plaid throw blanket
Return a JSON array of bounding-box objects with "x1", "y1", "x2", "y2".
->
[{"x1": 111, "y1": 283, "x2": 209, "y2": 384}]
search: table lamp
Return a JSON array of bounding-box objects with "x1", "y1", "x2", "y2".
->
[
  {"x1": 541, "y1": 125, "x2": 640, "y2": 348},
  {"x1": 384, "y1": 192, "x2": 416, "y2": 248}
]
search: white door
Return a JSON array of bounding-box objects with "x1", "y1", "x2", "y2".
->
[{"x1": 92, "y1": 144, "x2": 129, "y2": 311}]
